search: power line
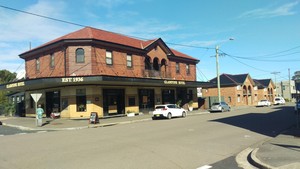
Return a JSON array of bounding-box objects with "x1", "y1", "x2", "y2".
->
[{"x1": 0, "y1": 5, "x2": 213, "y2": 50}]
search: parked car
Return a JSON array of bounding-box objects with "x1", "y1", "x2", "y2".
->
[
  {"x1": 152, "y1": 104, "x2": 187, "y2": 120},
  {"x1": 257, "y1": 100, "x2": 271, "y2": 107},
  {"x1": 295, "y1": 100, "x2": 300, "y2": 113},
  {"x1": 210, "y1": 102, "x2": 231, "y2": 112},
  {"x1": 274, "y1": 97, "x2": 285, "y2": 105}
]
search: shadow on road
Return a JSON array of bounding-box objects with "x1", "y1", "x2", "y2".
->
[{"x1": 210, "y1": 106, "x2": 297, "y2": 137}]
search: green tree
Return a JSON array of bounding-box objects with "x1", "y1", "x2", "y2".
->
[
  {"x1": 292, "y1": 71, "x2": 300, "y2": 82},
  {"x1": 0, "y1": 69, "x2": 17, "y2": 84},
  {"x1": 0, "y1": 69, "x2": 17, "y2": 116}
]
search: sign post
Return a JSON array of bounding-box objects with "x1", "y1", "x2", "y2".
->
[{"x1": 30, "y1": 93, "x2": 42, "y2": 126}]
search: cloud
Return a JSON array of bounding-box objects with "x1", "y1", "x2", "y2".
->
[
  {"x1": 239, "y1": 1, "x2": 299, "y2": 19},
  {"x1": 0, "y1": 0, "x2": 78, "y2": 74}
]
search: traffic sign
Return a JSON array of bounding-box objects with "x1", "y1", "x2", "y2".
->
[{"x1": 31, "y1": 93, "x2": 42, "y2": 103}]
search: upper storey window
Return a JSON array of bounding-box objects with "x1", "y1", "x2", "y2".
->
[
  {"x1": 36, "y1": 58, "x2": 40, "y2": 72},
  {"x1": 176, "y1": 62, "x2": 180, "y2": 73},
  {"x1": 106, "y1": 51, "x2": 113, "y2": 65},
  {"x1": 127, "y1": 54, "x2": 132, "y2": 68},
  {"x1": 76, "y1": 48, "x2": 85, "y2": 63},
  {"x1": 186, "y1": 64, "x2": 190, "y2": 75},
  {"x1": 50, "y1": 53, "x2": 55, "y2": 68}
]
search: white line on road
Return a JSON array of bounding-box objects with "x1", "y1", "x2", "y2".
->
[{"x1": 197, "y1": 165, "x2": 212, "y2": 169}]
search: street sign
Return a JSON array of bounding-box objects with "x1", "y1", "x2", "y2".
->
[{"x1": 31, "y1": 93, "x2": 42, "y2": 103}]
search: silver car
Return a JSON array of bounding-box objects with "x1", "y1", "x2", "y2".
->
[{"x1": 210, "y1": 102, "x2": 231, "y2": 112}]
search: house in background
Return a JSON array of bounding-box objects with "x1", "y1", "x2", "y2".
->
[
  {"x1": 254, "y1": 79, "x2": 276, "y2": 102},
  {"x1": 202, "y1": 73, "x2": 276, "y2": 108},
  {"x1": 0, "y1": 27, "x2": 209, "y2": 118},
  {"x1": 276, "y1": 80, "x2": 296, "y2": 101},
  {"x1": 202, "y1": 73, "x2": 258, "y2": 107}
]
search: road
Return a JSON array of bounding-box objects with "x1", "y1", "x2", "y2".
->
[{"x1": 0, "y1": 105, "x2": 296, "y2": 169}]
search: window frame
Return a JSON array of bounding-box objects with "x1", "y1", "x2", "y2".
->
[
  {"x1": 106, "y1": 50, "x2": 113, "y2": 65},
  {"x1": 186, "y1": 64, "x2": 190, "y2": 75},
  {"x1": 50, "y1": 53, "x2": 55, "y2": 68},
  {"x1": 36, "y1": 58, "x2": 40, "y2": 72},
  {"x1": 76, "y1": 48, "x2": 85, "y2": 63},
  {"x1": 126, "y1": 54, "x2": 132, "y2": 68},
  {"x1": 176, "y1": 62, "x2": 180, "y2": 73}
]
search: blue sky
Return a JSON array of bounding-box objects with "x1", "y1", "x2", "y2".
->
[{"x1": 0, "y1": 0, "x2": 299, "y2": 82}]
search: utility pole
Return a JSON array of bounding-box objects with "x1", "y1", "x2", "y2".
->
[
  {"x1": 216, "y1": 45, "x2": 221, "y2": 103},
  {"x1": 271, "y1": 71, "x2": 280, "y2": 96},
  {"x1": 288, "y1": 68, "x2": 291, "y2": 101}
]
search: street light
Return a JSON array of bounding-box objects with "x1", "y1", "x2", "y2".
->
[{"x1": 216, "y1": 38, "x2": 234, "y2": 103}]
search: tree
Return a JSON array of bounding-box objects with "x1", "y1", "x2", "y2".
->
[
  {"x1": 0, "y1": 69, "x2": 17, "y2": 116},
  {"x1": 0, "y1": 69, "x2": 17, "y2": 84}
]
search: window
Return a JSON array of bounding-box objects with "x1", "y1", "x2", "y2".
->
[
  {"x1": 50, "y1": 53, "x2": 55, "y2": 68},
  {"x1": 76, "y1": 48, "x2": 85, "y2": 63},
  {"x1": 186, "y1": 64, "x2": 190, "y2": 74},
  {"x1": 36, "y1": 58, "x2": 40, "y2": 72},
  {"x1": 176, "y1": 62, "x2": 180, "y2": 73},
  {"x1": 106, "y1": 51, "x2": 113, "y2": 65},
  {"x1": 76, "y1": 89, "x2": 86, "y2": 112},
  {"x1": 127, "y1": 54, "x2": 132, "y2": 68},
  {"x1": 237, "y1": 94, "x2": 241, "y2": 102}
]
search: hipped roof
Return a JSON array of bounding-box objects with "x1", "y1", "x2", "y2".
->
[{"x1": 19, "y1": 27, "x2": 198, "y2": 62}]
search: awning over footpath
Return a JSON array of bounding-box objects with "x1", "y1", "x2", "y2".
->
[{"x1": 0, "y1": 75, "x2": 211, "y2": 92}]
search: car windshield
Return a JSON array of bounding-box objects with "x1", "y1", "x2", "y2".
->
[{"x1": 275, "y1": 98, "x2": 280, "y2": 101}]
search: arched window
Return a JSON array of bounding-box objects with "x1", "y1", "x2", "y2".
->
[
  {"x1": 76, "y1": 48, "x2": 85, "y2": 63},
  {"x1": 153, "y1": 57, "x2": 159, "y2": 71}
]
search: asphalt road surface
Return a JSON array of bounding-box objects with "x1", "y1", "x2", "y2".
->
[{"x1": 0, "y1": 105, "x2": 296, "y2": 169}]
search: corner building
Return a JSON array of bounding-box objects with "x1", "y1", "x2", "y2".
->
[{"x1": 4, "y1": 27, "x2": 208, "y2": 118}]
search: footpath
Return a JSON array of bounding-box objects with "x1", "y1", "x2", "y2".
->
[{"x1": 1, "y1": 108, "x2": 300, "y2": 169}]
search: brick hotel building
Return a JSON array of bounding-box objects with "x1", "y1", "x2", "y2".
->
[{"x1": 1, "y1": 27, "x2": 209, "y2": 118}]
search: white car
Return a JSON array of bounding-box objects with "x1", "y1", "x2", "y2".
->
[
  {"x1": 257, "y1": 100, "x2": 271, "y2": 107},
  {"x1": 152, "y1": 104, "x2": 187, "y2": 120},
  {"x1": 274, "y1": 97, "x2": 285, "y2": 105}
]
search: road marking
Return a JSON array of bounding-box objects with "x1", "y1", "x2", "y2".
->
[
  {"x1": 16, "y1": 133, "x2": 27, "y2": 135},
  {"x1": 197, "y1": 165, "x2": 212, "y2": 169},
  {"x1": 37, "y1": 131, "x2": 47, "y2": 134},
  {"x1": 0, "y1": 135, "x2": 4, "y2": 137}
]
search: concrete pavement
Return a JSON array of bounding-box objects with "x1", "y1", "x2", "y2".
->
[{"x1": 249, "y1": 126, "x2": 300, "y2": 169}]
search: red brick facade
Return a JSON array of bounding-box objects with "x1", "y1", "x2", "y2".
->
[{"x1": 202, "y1": 74, "x2": 275, "y2": 107}]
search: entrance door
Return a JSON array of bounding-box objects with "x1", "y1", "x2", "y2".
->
[
  {"x1": 138, "y1": 89, "x2": 154, "y2": 113},
  {"x1": 162, "y1": 89, "x2": 175, "y2": 104},
  {"x1": 103, "y1": 89, "x2": 125, "y2": 117},
  {"x1": 45, "y1": 91, "x2": 60, "y2": 117}
]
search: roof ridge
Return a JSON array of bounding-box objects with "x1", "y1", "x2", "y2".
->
[{"x1": 223, "y1": 74, "x2": 239, "y2": 84}]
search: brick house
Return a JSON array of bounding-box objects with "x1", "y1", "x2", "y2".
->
[
  {"x1": 0, "y1": 27, "x2": 209, "y2": 118},
  {"x1": 254, "y1": 79, "x2": 275, "y2": 102},
  {"x1": 202, "y1": 73, "x2": 260, "y2": 107}
]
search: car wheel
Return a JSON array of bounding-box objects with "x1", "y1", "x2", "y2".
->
[
  {"x1": 152, "y1": 117, "x2": 156, "y2": 120},
  {"x1": 167, "y1": 113, "x2": 172, "y2": 119},
  {"x1": 182, "y1": 111, "x2": 186, "y2": 118},
  {"x1": 221, "y1": 108, "x2": 224, "y2": 112}
]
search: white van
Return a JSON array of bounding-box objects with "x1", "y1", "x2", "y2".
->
[{"x1": 274, "y1": 97, "x2": 285, "y2": 105}]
